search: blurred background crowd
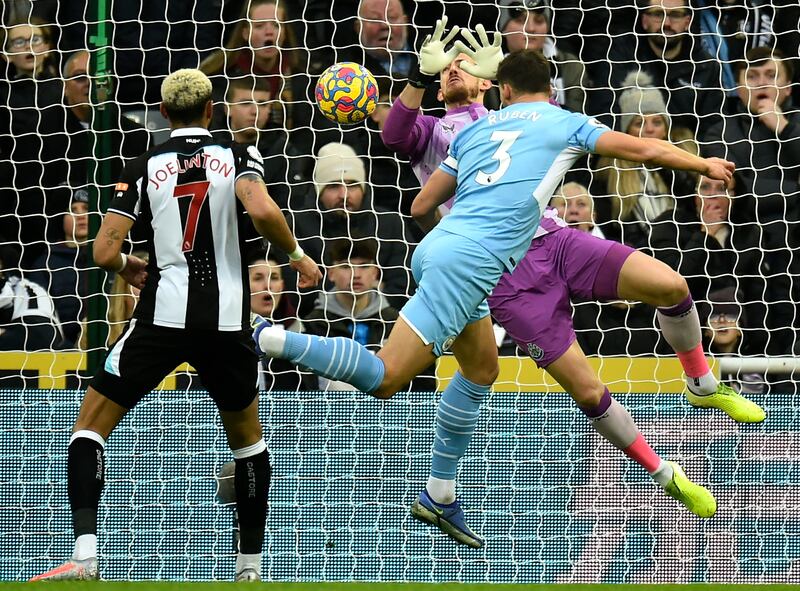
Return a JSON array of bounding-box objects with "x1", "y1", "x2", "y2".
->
[{"x1": 1, "y1": 0, "x2": 799, "y2": 393}]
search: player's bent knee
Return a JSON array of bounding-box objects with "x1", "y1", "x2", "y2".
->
[
  {"x1": 659, "y1": 273, "x2": 690, "y2": 307},
  {"x1": 570, "y1": 379, "x2": 606, "y2": 409},
  {"x1": 462, "y1": 363, "x2": 499, "y2": 387},
  {"x1": 371, "y1": 371, "x2": 404, "y2": 400}
]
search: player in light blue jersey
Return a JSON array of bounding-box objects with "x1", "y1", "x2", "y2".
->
[{"x1": 254, "y1": 46, "x2": 735, "y2": 548}]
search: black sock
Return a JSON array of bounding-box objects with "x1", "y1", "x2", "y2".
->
[
  {"x1": 68, "y1": 435, "x2": 105, "y2": 538},
  {"x1": 234, "y1": 448, "x2": 271, "y2": 554}
]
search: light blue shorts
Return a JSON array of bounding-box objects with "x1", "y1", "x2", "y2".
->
[{"x1": 400, "y1": 228, "x2": 504, "y2": 357}]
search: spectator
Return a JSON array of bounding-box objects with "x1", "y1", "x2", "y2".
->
[
  {"x1": 650, "y1": 175, "x2": 762, "y2": 301},
  {"x1": 302, "y1": 239, "x2": 396, "y2": 390},
  {"x1": 703, "y1": 47, "x2": 800, "y2": 222},
  {"x1": 353, "y1": 0, "x2": 414, "y2": 81},
  {"x1": 593, "y1": 71, "x2": 698, "y2": 248},
  {"x1": 0, "y1": 17, "x2": 58, "y2": 80},
  {"x1": 0, "y1": 245, "x2": 64, "y2": 351},
  {"x1": 549, "y1": 182, "x2": 605, "y2": 238},
  {"x1": 289, "y1": 142, "x2": 414, "y2": 314},
  {"x1": 703, "y1": 47, "x2": 800, "y2": 354},
  {"x1": 608, "y1": 0, "x2": 726, "y2": 134},
  {"x1": 247, "y1": 248, "x2": 310, "y2": 392},
  {"x1": 29, "y1": 187, "x2": 90, "y2": 348},
  {"x1": 0, "y1": 19, "x2": 66, "y2": 265},
  {"x1": 695, "y1": 1, "x2": 800, "y2": 99},
  {"x1": 60, "y1": 49, "x2": 151, "y2": 186},
  {"x1": 302, "y1": 238, "x2": 436, "y2": 391},
  {"x1": 200, "y1": 0, "x2": 306, "y2": 130},
  {"x1": 702, "y1": 287, "x2": 767, "y2": 394},
  {"x1": 497, "y1": 0, "x2": 588, "y2": 112},
  {"x1": 56, "y1": 2, "x2": 223, "y2": 107},
  {"x1": 216, "y1": 76, "x2": 309, "y2": 209},
  {"x1": 649, "y1": 174, "x2": 780, "y2": 353},
  {"x1": 303, "y1": 0, "x2": 417, "y2": 159}
]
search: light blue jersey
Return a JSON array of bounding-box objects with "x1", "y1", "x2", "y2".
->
[{"x1": 438, "y1": 101, "x2": 609, "y2": 271}]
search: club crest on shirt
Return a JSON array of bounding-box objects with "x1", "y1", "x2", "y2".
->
[
  {"x1": 442, "y1": 335, "x2": 456, "y2": 352},
  {"x1": 527, "y1": 342, "x2": 544, "y2": 361}
]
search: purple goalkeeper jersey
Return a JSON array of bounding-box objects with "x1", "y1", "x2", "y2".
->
[{"x1": 383, "y1": 100, "x2": 488, "y2": 184}]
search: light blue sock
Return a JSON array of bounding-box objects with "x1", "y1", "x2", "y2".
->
[
  {"x1": 430, "y1": 371, "x2": 489, "y2": 479},
  {"x1": 281, "y1": 332, "x2": 385, "y2": 393}
]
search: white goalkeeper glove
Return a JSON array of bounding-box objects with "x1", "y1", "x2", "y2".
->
[
  {"x1": 408, "y1": 17, "x2": 460, "y2": 89},
  {"x1": 454, "y1": 24, "x2": 504, "y2": 80}
]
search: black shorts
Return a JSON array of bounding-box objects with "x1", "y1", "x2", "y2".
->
[{"x1": 90, "y1": 320, "x2": 259, "y2": 412}]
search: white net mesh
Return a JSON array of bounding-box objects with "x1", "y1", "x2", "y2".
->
[{"x1": 1, "y1": 0, "x2": 799, "y2": 583}]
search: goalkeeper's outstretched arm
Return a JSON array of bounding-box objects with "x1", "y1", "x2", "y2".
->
[
  {"x1": 382, "y1": 17, "x2": 460, "y2": 157},
  {"x1": 594, "y1": 131, "x2": 735, "y2": 185}
]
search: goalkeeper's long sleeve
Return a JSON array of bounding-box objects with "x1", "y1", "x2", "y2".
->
[{"x1": 381, "y1": 99, "x2": 433, "y2": 162}]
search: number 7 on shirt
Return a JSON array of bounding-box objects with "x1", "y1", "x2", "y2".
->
[{"x1": 173, "y1": 181, "x2": 210, "y2": 252}]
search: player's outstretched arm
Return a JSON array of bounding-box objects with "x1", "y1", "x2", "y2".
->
[
  {"x1": 236, "y1": 174, "x2": 322, "y2": 288},
  {"x1": 411, "y1": 168, "x2": 458, "y2": 233},
  {"x1": 594, "y1": 131, "x2": 735, "y2": 185},
  {"x1": 93, "y1": 211, "x2": 148, "y2": 289},
  {"x1": 384, "y1": 18, "x2": 459, "y2": 155}
]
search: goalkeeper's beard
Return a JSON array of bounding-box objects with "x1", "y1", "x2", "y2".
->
[{"x1": 443, "y1": 81, "x2": 479, "y2": 106}]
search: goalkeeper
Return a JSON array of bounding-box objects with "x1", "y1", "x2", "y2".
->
[
  {"x1": 255, "y1": 23, "x2": 743, "y2": 551},
  {"x1": 383, "y1": 22, "x2": 765, "y2": 546}
]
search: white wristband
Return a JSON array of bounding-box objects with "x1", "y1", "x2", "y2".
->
[
  {"x1": 114, "y1": 253, "x2": 128, "y2": 273},
  {"x1": 288, "y1": 244, "x2": 305, "y2": 261}
]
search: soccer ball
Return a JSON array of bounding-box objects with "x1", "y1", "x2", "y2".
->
[{"x1": 315, "y1": 62, "x2": 379, "y2": 125}]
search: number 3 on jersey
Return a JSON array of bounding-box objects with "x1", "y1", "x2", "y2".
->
[
  {"x1": 475, "y1": 130, "x2": 522, "y2": 186},
  {"x1": 173, "y1": 181, "x2": 210, "y2": 252}
]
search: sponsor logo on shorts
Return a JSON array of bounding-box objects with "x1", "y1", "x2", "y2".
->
[
  {"x1": 527, "y1": 342, "x2": 544, "y2": 361},
  {"x1": 442, "y1": 336, "x2": 456, "y2": 352}
]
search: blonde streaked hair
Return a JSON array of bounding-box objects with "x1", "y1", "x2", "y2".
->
[{"x1": 161, "y1": 69, "x2": 213, "y2": 123}]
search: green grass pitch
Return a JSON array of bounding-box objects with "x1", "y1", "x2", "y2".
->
[{"x1": 1, "y1": 584, "x2": 796, "y2": 590}]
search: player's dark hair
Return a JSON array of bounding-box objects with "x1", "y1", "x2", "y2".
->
[
  {"x1": 496, "y1": 49, "x2": 551, "y2": 96},
  {"x1": 245, "y1": 246, "x2": 270, "y2": 267},
  {"x1": 164, "y1": 99, "x2": 210, "y2": 126},
  {"x1": 326, "y1": 238, "x2": 378, "y2": 266},
  {"x1": 734, "y1": 46, "x2": 793, "y2": 82},
  {"x1": 225, "y1": 77, "x2": 271, "y2": 102}
]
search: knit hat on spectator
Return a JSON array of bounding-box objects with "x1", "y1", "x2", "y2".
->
[
  {"x1": 314, "y1": 143, "x2": 366, "y2": 198},
  {"x1": 71, "y1": 187, "x2": 89, "y2": 205},
  {"x1": 498, "y1": 0, "x2": 552, "y2": 33},
  {"x1": 618, "y1": 71, "x2": 670, "y2": 134}
]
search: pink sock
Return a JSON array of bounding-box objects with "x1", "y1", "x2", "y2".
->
[
  {"x1": 676, "y1": 343, "x2": 710, "y2": 378},
  {"x1": 623, "y1": 433, "x2": 662, "y2": 474}
]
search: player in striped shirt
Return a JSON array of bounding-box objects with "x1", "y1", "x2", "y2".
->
[{"x1": 32, "y1": 69, "x2": 321, "y2": 582}]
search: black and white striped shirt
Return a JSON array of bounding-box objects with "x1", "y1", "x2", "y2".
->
[
  {"x1": 108, "y1": 128, "x2": 265, "y2": 331},
  {"x1": 0, "y1": 275, "x2": 59, "y2": 323}
]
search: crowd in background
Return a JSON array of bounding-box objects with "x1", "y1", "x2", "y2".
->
[{"x1": 1, "y1": 0, "x2": 799, "y2": 391}]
